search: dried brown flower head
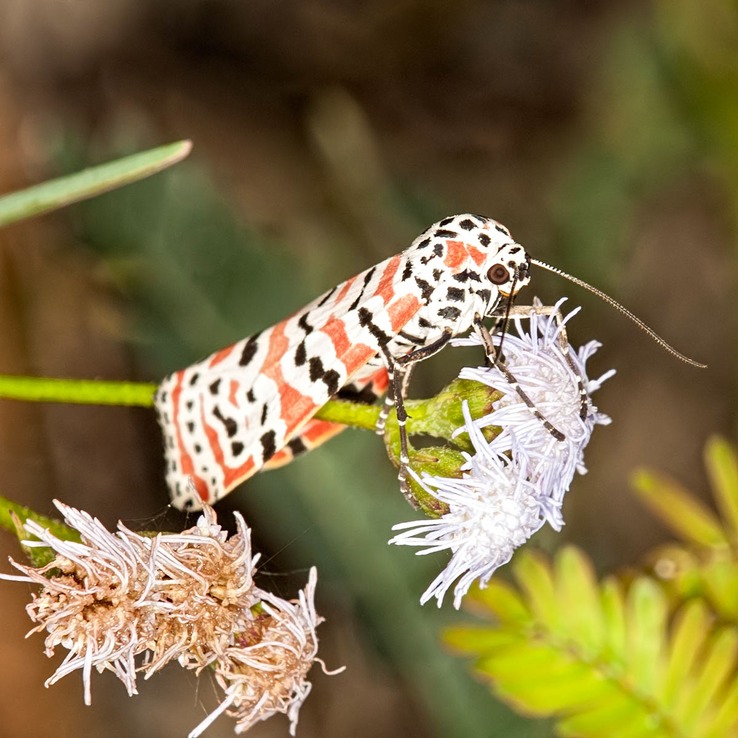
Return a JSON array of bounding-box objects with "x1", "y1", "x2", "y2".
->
[{"x1": 2, "y1": 501, "x2": 334, "y2": 735}]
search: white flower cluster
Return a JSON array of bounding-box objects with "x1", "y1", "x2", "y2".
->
[
  {"x1": 2, "y1": 502, "x2": 333, "y2": 736},
  {"x1": 391, "y1": 300, "x2": 614, "y2": 608}
]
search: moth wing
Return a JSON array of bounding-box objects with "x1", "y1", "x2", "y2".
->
[
  {"x1": 157, "y1": 255, "x2": 422, "y2": 509},
  {"x1": 262, "y1": 364, "x2": 389, "y2": 470}
]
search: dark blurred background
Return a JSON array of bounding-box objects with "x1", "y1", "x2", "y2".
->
[{"x1": 0, "y1": 2, "x2": 735, "y2": 737}]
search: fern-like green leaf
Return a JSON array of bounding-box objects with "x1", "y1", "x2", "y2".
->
[
  {"x1": 599, "y1": 578, "x2": 627, "y2": 663},
  {"x1": 660, "y1": 600, "x2": 711, "y2": 707},
  {"x1": 633, "y1": 439, "x2": 738, "y2": 621},
  {"x1": 674, "y1": 627, "x2": 738, "y2": 733},
  {"x1": 705, "y1": 436, "x2": 738, "y2": 543},
  {"x1": 631, "y1": 469, "x2": 728, "y2": 549},
  {"x1": 444, "y1": 546, "x2": 738, "y2": 738},
  {"x1": 555, "y1": 547, "x2": 605, "y2": 656}
]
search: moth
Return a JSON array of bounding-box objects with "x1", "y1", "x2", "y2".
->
[{"x1": 155, "y1": 213, "x2": 702, "y2": 510}]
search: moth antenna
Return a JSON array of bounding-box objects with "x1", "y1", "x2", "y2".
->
[{"x1": 531, "y1": 258, "x2": 707, "y2": 368}]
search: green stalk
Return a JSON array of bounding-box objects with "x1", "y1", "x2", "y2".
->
[
  {"x1": 0, "y1": 375, "x2": 158, "y2": 406},
  {"x1": 0, "y1": 374, "x2": 502, "y2": 519}
]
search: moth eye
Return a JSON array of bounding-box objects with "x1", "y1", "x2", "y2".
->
[{"x1": 487, "y1": 264, "x2": 510, "y2": 285}]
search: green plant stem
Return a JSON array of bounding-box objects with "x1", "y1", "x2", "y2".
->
[
  {"x1": 0, "y1": 375, "x2": 499, "y2": 439},
  {"x1": 0, "y1": 375, "x2": 386, "y2": 423},
  {"x1": 0, "y1": 372, "x2": 396, "y2": 426},
  {"x1": 0, "y1": 376, "x2": 501, "y2": 550},
  {"x1": 0, "y1": 374, "x2": 500, "y2": 518},
  {"x1": 0, "y1": 375, "x2": 159, "y2": 406},
  {"x1": 312, "y1": 398, "x2": 380, "y2": 430}
]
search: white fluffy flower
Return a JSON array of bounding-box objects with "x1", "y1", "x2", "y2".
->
[{"x1": 390, "y1": 300, "x2": 613, "y2": 608}]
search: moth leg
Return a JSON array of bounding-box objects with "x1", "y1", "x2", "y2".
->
[
  {"x1": 504, "y1": 304, "x2": 589, "y2": 421},
  {"x1": 375, "y1": 363, "x2": 413, "y2": 436},
  {"x1": 473, "y1": 314, "x2": 566, "y2": 442},
  {"x1": 382, "y1": 329, "x2": 454, "y2": 505},
  {"x1": 376, "y1": 327, "x2": 452, "y2": 434},
  {"x1": 379, "y1": 351, "x2": 413, "y2": 504}
]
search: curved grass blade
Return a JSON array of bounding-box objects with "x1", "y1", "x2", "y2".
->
[{"x1": 0, "y1": 140, "x2": 192, "y2": 228}]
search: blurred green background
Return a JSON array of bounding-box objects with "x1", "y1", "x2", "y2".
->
[{"x1": 0, "y1": 2, "x2": 735, "y2": 737}]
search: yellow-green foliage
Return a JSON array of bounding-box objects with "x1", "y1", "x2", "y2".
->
[{"x1": 445, "y1": 437, "x2": 738, "y2": 738}]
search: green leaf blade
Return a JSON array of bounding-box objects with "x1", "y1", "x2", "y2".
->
[
  {"x1": 0, "y1": 140, "x2": 192, "y2": 228},
  {"x1": 480, "y1": 643, "x2": 606, "y2": 715},
  {"x1": 0, "y1": 495, "x2": 79, "y2": 567},
  {"x1": 600, "y1": 578, "x2": 627, "y2": 664},
  {"x1": 624, "y1": 578, "x2": 669, "y2": 695},
  {"x1": 705, "y1": 436, "x2": 738, "y2": 542},
  {"x1": 631, "y1": 469, "x2": 729, "y2": 549},
  {"x1": 513, "y1": 550, "x2": 559, "y2": 629},
  {"x1": 555, "y1": 546, "x2": 606, "y2": 654},
  {"x1": 703, "y1": 676, "x2": 738, "y2": 738},
  {"x1": 701, "y1": 558, "x2": 738, "y2": 620},
  {"x1": 465, "y1": 578, "x2": 532, "y2": 624},
  {"x1": 676, "y1": 627, "x2": 738, "y2": 733},
  {"x1": 446, "y1": 535, "x2": 738, "y2": 738},
  {"x1": 558, "y1": 694, "x2": 673, "y2": 738},
  {"x1": 661, "y1": 600, "x2": 712, "y2": 709},
  {"x1": 444, "y1": 626, "x2": 522, "y2": 655}
]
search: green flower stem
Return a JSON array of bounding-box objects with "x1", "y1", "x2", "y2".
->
[
  {"x1": 0, "y1": 374, "x2": 473, "y2": 428},
  {"x1": 0, "y1": 374, "x2": 501, "y2": 519},
  {"x1": 0, "y1": 373, "x2": 500, "y2": 448},
  {"x1": 382, "y1": 378, "x2": 502, "y2": 456},
  {"x1": 0, "y1": 375, "x2": 158, "y2": 406},
  {"x1": 313, "y1": 398, "x2": 380, "y2": 430},
  {"x1": 380, "y1": 379, "x2": 502, "y2": 514},
  {"x1": 0, "y1": 373, "x2": 499, "y2": 428},
  {"x1": 0, "y1": 375, "x2": 383, "y2": 419},
  {"x1": 315, "y1": 378, "x2": 502, "y2": 442},
  {"x1": 0, "y1": 140, "x2": 192, "y2": 228}
]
